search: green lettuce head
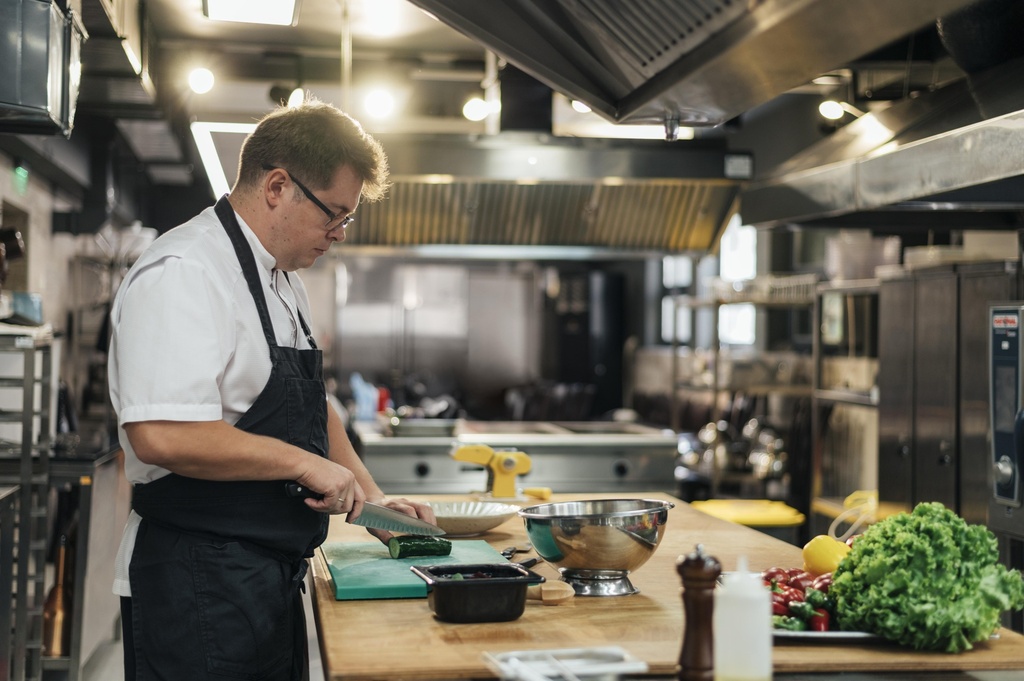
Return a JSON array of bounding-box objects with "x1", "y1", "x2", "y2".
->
[{"x1": 831, "y1": 502, "x2": 1024, "y2": 653}]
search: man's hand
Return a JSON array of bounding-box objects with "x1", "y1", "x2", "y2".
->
[{"x1": 293, "y1": 455, "x2": 366, "y2": 515}]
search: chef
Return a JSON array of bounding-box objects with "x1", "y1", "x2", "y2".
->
[{"x1": 108, "y1": 100, "x2": 435, "y2": 680}]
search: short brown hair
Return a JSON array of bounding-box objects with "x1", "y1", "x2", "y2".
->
[{"x1": 235, "y1": 100, "x2": 390, "y2": 201}]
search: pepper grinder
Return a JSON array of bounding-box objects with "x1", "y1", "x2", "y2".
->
[{"x1": 677, "y1": 544, "x2": 721, "y2": 681}]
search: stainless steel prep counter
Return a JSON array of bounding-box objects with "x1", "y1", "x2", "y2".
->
[{"x1": 354, "y1": 419, "x2": 679, "y2": 495}]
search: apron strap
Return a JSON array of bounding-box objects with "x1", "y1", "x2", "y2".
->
[
  {"x1": 283, "y1": 271, "x2": 318, "y2": 350},
  {"x1": 214, "y1": 195, "x2": 278, "y2": 350}
]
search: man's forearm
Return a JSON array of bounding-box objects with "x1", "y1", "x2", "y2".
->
[{"x1": 124, "y1": 419, "x2": 319, "y2": 482}]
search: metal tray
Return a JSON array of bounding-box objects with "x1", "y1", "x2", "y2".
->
[{"x1": 774, "y1": 629, "x2": 879, "y2": 642}]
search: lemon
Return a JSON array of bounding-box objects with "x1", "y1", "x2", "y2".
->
[{"x1": 802, "y1": 535, "x2": 851, "y2": 576}]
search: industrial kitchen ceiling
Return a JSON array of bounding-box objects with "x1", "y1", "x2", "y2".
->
[
  {"x1": 405, "y1": 0, "x2": 978, "y2": 128},
  {"x1": 56, "y1": 0, "x2": 987, "y2": 249}
]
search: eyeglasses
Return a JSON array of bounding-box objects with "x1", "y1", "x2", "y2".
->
[{"x1": 262, "y1": 165, "x2": 354, "y2": 232}]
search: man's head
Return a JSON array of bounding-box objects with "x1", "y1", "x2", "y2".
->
[
  {"x1": 230, "y1": 101, "x2": 389, "y2": 270},
  {"x1": 234, "y1": 100, "x2": 389, "y2": 201}
]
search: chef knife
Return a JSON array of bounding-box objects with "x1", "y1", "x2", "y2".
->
[{"x1": 285, "y1": 482, "x2": 446, "y2": 536}]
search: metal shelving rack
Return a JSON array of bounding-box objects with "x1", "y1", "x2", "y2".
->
[
  {"x1": 809, "y1": 278, "x2": 880, "y2": 534},
  {"x1": 669, "y1": 273, "x2": 819, "y2": 431},
  {"x1": 0, "y1": 334, "x2": 57, "y2": 681},
  {"x1": 0, "y1": 485, "x2": 18, "y2": 680},
  {"x1": 67, "y1": 255, "x2": 121, "y2": 452}
]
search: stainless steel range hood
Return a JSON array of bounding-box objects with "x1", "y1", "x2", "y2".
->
[
  {"x1": 202, "y1": 126, "x2": 750, "y2": 253},
  {"x1": 407, "y1": 0, "x2": 976, "y2": 128},
  {"x1": 741, "y1": 55, "x2": 1024, "y2": 229},
  {"x1": 349, "y1": 133, "x2": 748, "y2": 253}
]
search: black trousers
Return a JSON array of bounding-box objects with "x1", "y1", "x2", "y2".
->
[
  {"x1": 120, "y1": 597, "x2": 136, "y2": 681},
  {"x1": 121, "y1": 593, "x2": 309, "y2": 681}
]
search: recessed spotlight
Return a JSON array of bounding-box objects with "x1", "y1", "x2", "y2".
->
[
  {"x1": 364, "y1": 89, "x2": 396, "y2": 119},
  {"x1": 462, "y1": 97, "x2": 490, "y2": 122},
  {"x1": 188, "y1": 67, "x2": 215, "y2": 94},
  {"x1": 287, "y1": 87, "x2": 305, "y2": 108},
  {"x1": 818, "y1": 100, "x2": 844, "y2": 120}
]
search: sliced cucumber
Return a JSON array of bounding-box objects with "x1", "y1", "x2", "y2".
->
[{"x1": 388, "y1": 535, "x2": 452, "y2": 559}]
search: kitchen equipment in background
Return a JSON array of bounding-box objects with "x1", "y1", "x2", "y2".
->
[
  {"x1": 675, "y1": 416, "x2": 790, "y2": 502},
  {"x1": 410, "y1": 562, "x2": 545, "y2": 623},
  {"x1": 746, "y1": 421, "x2": 788, "y2": 483},
  {"x1": 382, "y1": 416, "x2": 457, "y2": 438},
  {"x1": 549, "y1": 271, "x2": 624, "y2": 419},
  {"x1": 504, "y1": 381, "x2": 597, "y2": 421},
  {"x1": 878, "y1": 261, "x2": 1020, "y2": 524},
  {"x1": 518, "y1": 498, "x2": 674, "y2": 597},
  {"x1": 320, "y1": 539, "x2": 508, "y2": 600},
  {"x1": 429, "y1": 501, "x2": 520, "y2": 537},
  {"x1": 451, "y1": 444, "x2": 532, "y2": 499},
  {"x1": 357, "y1": 420, "x2": 680, "y2": 495},
  {"x1": 990, "y1": 304, "x2": 1023, "y2": 507},
  {"x1": 989, "y1": 302, "x2": 1024, "y2": 633},
  {"x1": 698, "y1": 420, "x2": 745, "y2": 475},
  {"x1": 824, "y1": 232, "x2": 900, "y2": 282}
]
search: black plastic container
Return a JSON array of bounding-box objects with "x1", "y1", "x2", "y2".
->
[{"x1": 410, "y1": 563, "x2": 545, "y2": 623}]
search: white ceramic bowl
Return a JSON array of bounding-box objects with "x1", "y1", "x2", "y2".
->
[{"x1": 430, "y1": 501, "x2": 521, "y2": 537}]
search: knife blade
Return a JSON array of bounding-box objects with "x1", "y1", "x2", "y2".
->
[{"x1": 285, "y1": 482, "x2": 445, "y2": 536}]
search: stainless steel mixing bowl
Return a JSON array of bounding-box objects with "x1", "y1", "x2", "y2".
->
[{"x1": 518, "y1": 498, "x2": 674, "y2": 596}]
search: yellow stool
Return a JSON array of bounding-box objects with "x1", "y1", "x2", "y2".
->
[{"x1": 691, "y1": 499, "x2": 806, "y2": 545}]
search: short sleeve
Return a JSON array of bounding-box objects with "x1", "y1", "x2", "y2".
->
[{"x1": 112, "y1": 256, "x2": 232, "y2": 424}]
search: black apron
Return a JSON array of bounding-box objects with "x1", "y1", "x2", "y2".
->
[{"x1": 126, "y1": 196, "x2": 329, "y2": 681}]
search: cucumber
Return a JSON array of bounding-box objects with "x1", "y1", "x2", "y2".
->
[{"x1": 388, "y1": 535, "x2": 452, "y2": 559}]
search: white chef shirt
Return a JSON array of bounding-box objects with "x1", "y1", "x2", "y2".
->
[{"x1": 108, "y1": 204, "x2": 315, "y2": 597}]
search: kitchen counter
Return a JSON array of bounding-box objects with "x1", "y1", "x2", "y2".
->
[{"x1": 309, "y1": 493, "x2": 1024, "y2": 680}]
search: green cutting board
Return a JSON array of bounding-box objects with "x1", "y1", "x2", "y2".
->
[{"x1": 322, "y1": 540, "x2": 508, "y2": 600}]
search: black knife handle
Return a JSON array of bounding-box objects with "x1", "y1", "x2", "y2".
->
[{"x1": 285, "y1": 482, "x2": 325, "y2": 501}]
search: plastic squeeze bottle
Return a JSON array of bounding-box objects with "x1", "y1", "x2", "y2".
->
[{"x1": 712, "y1": 556, "x2": 772, "y2": 681}]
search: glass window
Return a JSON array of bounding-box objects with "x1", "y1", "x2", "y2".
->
[
  {"x1": 661, "y1": 295, "x2": 692, "y2": 343},
  {"x1": 717, "y1": 215, "x2": 757, "y2": 346},
  {"x1": 662, "y1": 254, "x2": 693, "y2": 288}
]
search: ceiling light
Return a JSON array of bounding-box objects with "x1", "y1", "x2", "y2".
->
[
  {"x1": 812, "y1": 75, "x2": 845, "y2": 87},
  {"x1": 818, "y1": 100, "x2": 844, "y2": 120},
  {"x1": 462, "y1": 97, "x2": 490, "y2": 122},
  {"x1": 269, "y1": 85, "x2": 306, "y2": 108},
  {"x1": 202, "y1": 0, "x2": 300, "y2": 26},
  {"x1": 358, "y1": 0, "x2": 405, "y2": 37},
  {"x1": 191, "y1": 121, "x2": 257, "y2": 197},
  {"x1": 570, "y1": 100, "x2": 592, "y2": 114},
  {"x1": 287, "y1": 88, "x2": 305, "y2": 108},
  {"x1": 188, "y1": 67, "x2": 215, "y2": 94},
  {"x1": 819, "y1": 99, "x2": 865, "y2": 121},
  {"x1": 363, "y1": 89, "x2": 396, "y2": 119}
]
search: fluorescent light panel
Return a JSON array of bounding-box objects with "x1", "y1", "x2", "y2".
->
[
  {"x1": 190, "y1": 121, "x2": 256, "y2": 197},
  {"x1": 202, "y1": 0, "x2": 300, "y2": 26}
]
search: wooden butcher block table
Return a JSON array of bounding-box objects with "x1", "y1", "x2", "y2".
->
[{"x1": 309, "y1": 492, "x2": 1024, "y2": 680}]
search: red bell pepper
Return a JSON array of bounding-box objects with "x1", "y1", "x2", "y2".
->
[{"x1": 810, "y1": 608, "x2": 831, "y2": 632}]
